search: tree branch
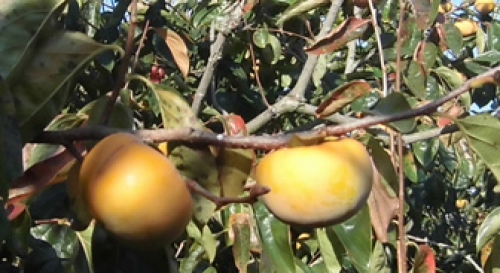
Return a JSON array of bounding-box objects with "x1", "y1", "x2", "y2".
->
[
  {"x1": 191, "y1": 32, "x2": 226, "y2": 114},
  {"x1": 247, "y1": 0, "x2": 344, "y2": 132},
  {"x1": 33, "y1": 65, "x2": 500, "y2": 149}
]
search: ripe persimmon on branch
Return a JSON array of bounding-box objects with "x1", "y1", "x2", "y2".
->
[{"x1": 33, "y1": 66, "x2": 500, "y2": 149}]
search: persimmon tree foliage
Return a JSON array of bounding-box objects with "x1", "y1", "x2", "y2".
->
[{"x1": 4, "y1": 0, "x2": 500, "y2": 272}]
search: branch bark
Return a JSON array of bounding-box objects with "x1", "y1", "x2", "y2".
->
[{"x1": 34, "y1": 65, "x2": 500, "y2": 149}]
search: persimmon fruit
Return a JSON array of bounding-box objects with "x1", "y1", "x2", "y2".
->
[
  {"x1": 255, "y1": 138, "x2": 373, "y2": 227},
  {"x1": 76, "y1": 133, "x2": 193, "y2": 249},
  {"x1": 475, "y1": 0, "x2": 495, "y2": 14},
  {"x1": 455, "y1": 19, "x2": 478, "y2": 37}
]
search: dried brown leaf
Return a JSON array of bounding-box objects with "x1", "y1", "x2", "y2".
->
[
  {"x1": 304, "y1": 18, "x2": 370, "y2": 55},
  {"x1": 316, "y1": 80, "x2": 371, "y2": 117}
]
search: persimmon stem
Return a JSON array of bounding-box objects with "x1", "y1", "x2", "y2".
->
[{"x1": 185, "y1": 180, "x2": 270, "y2": 209}]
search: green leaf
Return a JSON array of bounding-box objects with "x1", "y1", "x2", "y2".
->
[
  {"x1": 9, "y1": 31, "x2": 122, "y2": 143},
  {"x1": 0, "y1": 0, "x2": 64, "y2": 78},
  {"x1": 31, "y1": 224, "x2": 78, "y2": 260},
  {"x1": 170, "y1": 145, "x2": 219, "y2": 224},
  {"x1": 433, "y1": 66, "x2": 466, "y2": 90},
  {"x1": 474, "y1": 51, "x2": 500, "y2": 64},
  {"x1": 412, "y1": 126, "x2": 440, "y2": 169},
  {"x1": 332, "y1": 205, "x2": 371, "y2": 273},
  {"x1": 367, "y1": 92, "x2": 416, "y2": 133},
  {"x1": 201, "y1": 225, "x2": 217, "y2": 263},
  {"x1": 488, "y1": 22, "x2": 500, "y2": 52},
  {"x1": 152, "y1": 84, "x2": 203, "y2": 129},
  {"x1": 422, "y1": 42, "x2": 438, "y2": 70},
  {"x1": 253, "y1": 200, "x2": 295, "y2": 273},
  {"x1": 316, "y1": 228, "x2": 343, "y2": 273},
  {"x1": 456, "y1": 115, "x2": 500, "y2": 192},
  {"x1": 442, "y1": 23, "x2": 463, "y2": 54},
  {"x1": 75, "y1": 222, "x2": 95, "y2": 273},
  {"x1": 369, "y1": 241, "x2": 392, "y2": 273},
  {"x1": 477, "y1": 206, "x2": 500, "y2": 252},
  {"x1": 253, "y1": 29, "x2": 269, "y2": 49},
  {"x1": 403, "y1": 60, "x2": 426, "y2": 99}
]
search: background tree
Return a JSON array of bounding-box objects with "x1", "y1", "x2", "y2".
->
[{"x1": 2, "y1": 0, "x2": 500, "y2": 272}]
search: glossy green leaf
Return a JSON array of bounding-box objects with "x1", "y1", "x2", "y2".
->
[
  {"x1": 442, "y1": 23, "x2": 463, "y2": 54},
  {"x1": 401, "y1": 21, "x2": 423, "y2": 56},
  {"x1": 10, "y1": 31, "x2": 122, "y2": 143},
  {"x1": 433, "y1": 66, "x2": 466, "y2": 90},
  {"x1": 253, "y1": 200, "x2": 295, "y2": 273},
  {"x1": 463, "y1": 59, "x2": 490, "y2": 76},
  {"x1": 31, "y1": 223, "x2": 79, "y2": 270},
  {"x1": 316, "y1": 228, "x2": 342, "y2": 273},
  {"x1": 267, "y1": 34, "x2": 282, "y2": 64},
  {"x1": 403, "y1": 60, "x2": 426, "y2": 99},
  {"x1": 367, "y1": 92, "x2": 416, "y2": 133},
  {"x1": 332, "y1": 205, "x2": 371, "y2": 273},
  {"x1": 477, "y1": 206, "x2": 500, "y2": 252},
  {"x1": 456, "y1": 115, "x2": 500, "y2": 192},
  {"x1": 75, "y1": 222, "x2": 95, "y2": 273},
  {"x1": 412, "y1": 126, "x2": 440, "y2": 169},
  {"x1": 421, "y1": 42, "x2": 438, "y2": 70},
  {"x1": 0, "y1": 77, "x2": 22, "y2": 199}
]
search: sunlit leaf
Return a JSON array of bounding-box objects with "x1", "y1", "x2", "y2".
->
[
  {"x1": 154, "y1": 28, "x2": 190, "y2": 78},
  {"x1": 152, "y1": 85, "x2": 203, "y2": 129}
]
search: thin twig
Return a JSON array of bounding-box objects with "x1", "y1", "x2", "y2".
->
[
  {"x1": 367, "y1": 0, "x2": 388, "y2": 96},
  {"x1": 131, "y1": 19, "x2": 150, "y2": 72},
  {"x1": 397, "y1": 133, "x2": 407, "y2": 273},
  {"x1": 101, "y1": 0, "x2": 138, "y2": 125},
  {"x1": 192, "y1": 32, "x2": 226, "y2": 114},
  {"x1": 185, "y1": 180, "x2": 270, "y2": 209}
]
